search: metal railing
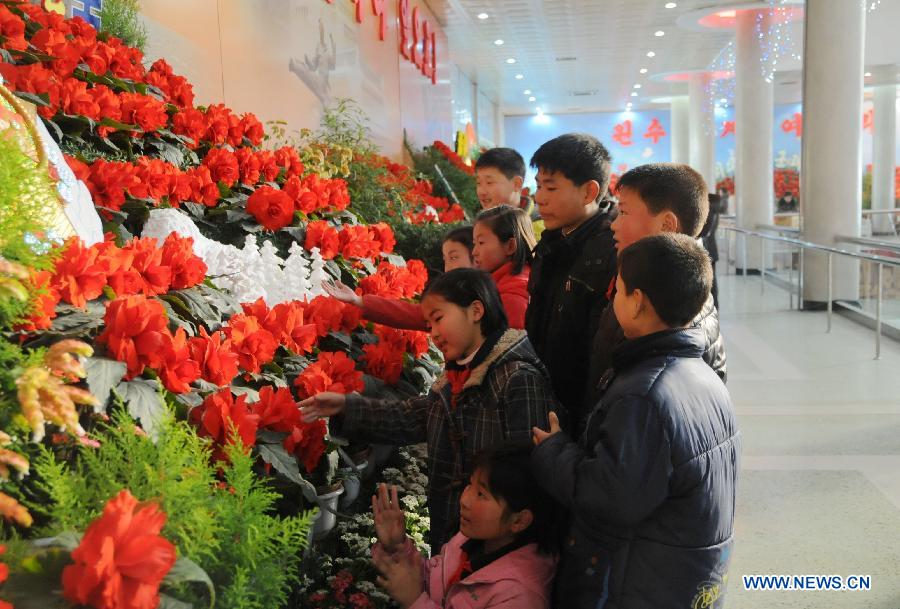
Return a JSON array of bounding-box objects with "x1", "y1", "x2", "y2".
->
[{"x1": 723, "y1": 226, "x2": 900, "y2": 359}]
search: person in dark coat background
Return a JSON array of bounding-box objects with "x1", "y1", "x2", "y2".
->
[
  {"x1": 699, "y1": 192, "x2": 725, "y2": 308},
  {"x1": 532, "y1": 233, "x2": 740, "y2": 609}
]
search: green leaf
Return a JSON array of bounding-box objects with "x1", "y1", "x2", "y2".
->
[
  {"x1": 229, "y1": 385, "x2": 259, "y2": 401},
  {"x1": 257, "y1": 429, "x2": 288, "y2": 444},
  {"x1": 14, "y1": 91, "x2": 50, "y2": 107},
  {"x1": 50, "y1": 302, "x2": 106, "y2": 336},
  {"x1": 150, "y1": 141, "x2": 186, "y2": 167},
  {"x1": 157, "y1": 594, "x2": 194, "y2": 609},
  {"x1": 383, "y1": 253, "x2": 407, "y2": 266},
  {"x1": 324, "y1": 260, "x2": 342, "y2": 280},
  {"x1": 163, "y1": 556, "x2": 215, "y2": 609},
  {"x1": 257, "y1": 443, "x2": 304, "y2": 485},
  {"x1": 83, "y1": 357, "x2": 127, "y2": 412},
  {"x1": 115, "y1": 378, "x2": 165, "y2": 440},
  {"x1": 98, "y1": 116, "x2": 140, "y2": 131},
  {"x1": 32, "y1": 531, "x2": 82, "y2": 552}
]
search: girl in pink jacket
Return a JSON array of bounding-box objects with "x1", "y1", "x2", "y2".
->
[{"x1": 370, "y1": 444, "x2": 558, "y2": 609}]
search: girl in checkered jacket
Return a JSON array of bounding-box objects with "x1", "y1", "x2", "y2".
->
[{"x1": 300, "y1": 268, "x2": 560, "y2": 550}]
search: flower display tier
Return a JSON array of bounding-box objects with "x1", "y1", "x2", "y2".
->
[{"x1": 0, "y1": 2, "x2": 454, "y2": 607}]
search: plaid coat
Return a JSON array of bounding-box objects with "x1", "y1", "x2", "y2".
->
[{"x1": 341, "y1": 329, "x2": 558, "y2": 550}]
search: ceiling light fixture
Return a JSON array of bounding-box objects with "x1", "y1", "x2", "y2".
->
[
  {"x1": 647, "y1": 51, "x2": 656, "y2": 57},
  {"x1": 506, "y1": 58, "x2": 516, "y2": 64},
  {"x1": 639, "y1": 68, "x2": 648, "y2": 74},
  {"x1": 655, "y1": 30, "x2": 665, "y2": 37},
  {"x1": 865, "y1": 72, "x2": 871, "y2": 76},
  {"x1": 524, "y1": 89, "x2": 532, "y2": 95},
  {"x1": 515, "y1": 74, "x2": 524, "y2": 79},
  {"x1": 529, "y1": 96, "x2": 536, "y2": 101},
  {"x1": 631, "y1": 92, "x2": 638, "y2": 97},
  {"x1": 477, "y1": 12, "x2": 489, "y2": 19},
  {"x1": 633, "y1": 84, "x2": 642, "y2": 89},
  {"x1": 665, "y1": 2, "x2": 677, "y2": 8},
  {"x1": 494, "y1": 39, "x2": 504, "y2": 45}
]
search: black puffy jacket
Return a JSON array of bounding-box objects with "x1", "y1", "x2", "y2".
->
[
  {"x1": 533, "y1": 327, "x2": 740, "y2": 609},
  {"x1": 586, "y1": 292, "x2": 727, "y2": 414},
  {"x1": 525, "y1": 204, "x2": 618, "y2": 424}
]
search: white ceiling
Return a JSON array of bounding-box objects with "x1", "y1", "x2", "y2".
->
[{"x1": 425, "y1": 0, "x2": 900, "y2": 115}]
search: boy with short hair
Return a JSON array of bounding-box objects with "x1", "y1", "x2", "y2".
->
[
  {"x1": 475, "y1": 147, "x2": 544, "y2": 238},
  {"x1": 525, "y1": 134, "x2": 618, "y2": 427},
  {"x1": 533, "y1": 233, "x2": 740, "y2": 609},
  {"x1": 587, "y1": 162, "x2": 726, "y2": 408}
]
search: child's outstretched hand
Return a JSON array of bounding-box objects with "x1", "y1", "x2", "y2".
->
[
  {"x1": 298, "y1": 392, "x2": 347, "y2": 423},
  {"x1": 532, "y1": 411, "x2": 561, "y2": 446},
  {"x1": 322, "y1": 279, "x2": 363, "y2": 307},
  {"x1": 373, "y1": 547, "x2": 423, "y2": 608},
  {"x1": 372, "y1": 483, "x2": 406, "y2": 552}
]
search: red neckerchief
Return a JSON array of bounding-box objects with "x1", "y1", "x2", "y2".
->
[
  {"x1": 446, "y1": 549, "x2": 473, "y2": 588},
  {"x1": 445, "y1": 369, "x2": 472, "y2": 410},
  {"x1": 606, "y1": 275, "x2": 617, "y2": 301}
]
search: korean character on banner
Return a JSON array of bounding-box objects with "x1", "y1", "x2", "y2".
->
[
  {"x1": 612, "y1": 120, "x2": 633, "y2": 147},
  {"x1": 719, "y1": 121, "x2": 735, "y2": 138},
  {"x1": 643, "y1": 118, "x2": 667, "y2": 144},
  {"x1": 781, "y1": 112, "x2": 802, "y2": 138},
  {"x1": 863, "y1": 108, "x2": 874, "y2": 133}
]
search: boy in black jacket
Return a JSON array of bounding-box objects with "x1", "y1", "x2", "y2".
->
[
  {"x1": 525, "y1": 133, "x2": 618, "y2": 430},
  {"x1": 532, "y1": 233, "x2": 740, "y2": 609},
  {"x1": 586, "y1": 163, "x2": 726, "y2": 409}
]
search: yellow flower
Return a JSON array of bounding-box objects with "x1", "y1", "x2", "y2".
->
[{"x1": 0, "y1": 491, "x2": 32, "y2": 527}]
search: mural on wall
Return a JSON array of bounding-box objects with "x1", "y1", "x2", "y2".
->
[{"x1": 136, "y1": 0, "x2": 454, "y2": 160}]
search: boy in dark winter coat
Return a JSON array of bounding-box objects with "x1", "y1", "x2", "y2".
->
[
  {"x1": 525, "y1": 134, "x2": 618, "y2": 431},
  {"x1": 586, "y1": 163, "x2": 726, "y2": 410},
  {"x1": 532, "y1": 234, "x2": 740, "y2": 609}
]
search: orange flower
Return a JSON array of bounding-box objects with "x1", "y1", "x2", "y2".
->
[
  {"x1": 188, "y1": 327, "x2": 239, "y2": 387},
  {"x1": 97, "y1": 295, "x2": 169, "y2": 378},
  {"x1": 159, "y1": 234, "x2": 207, "y2": 290},
  {"x1": 303, "y1": 221, "x2": 340, "y2": 260},
  {"x1": 155, "y1": 329, "x2": 201, "y2": 394},
  {"x1": 190, "y1": 389, "x2": 259, "y2": 462},
  {"x1": 293, "y1": 351, "x2": 363, "y2": 399},
  {"x1": 51, "y1": 238, "x2": 106, "y2": 308},
  {"x1": 246, "y1": 185, "x2": 295, "y2": 231},
  {"x1": 17, "y1": 270, "x2": 60, "y2": 332},
  {"x1": 363, "y1": 341, "x2": 404, "y2": 385},
  {"x1": 202, "y1": 148, "x2": 240, "y2": 187},
  {"x1": 283, "y1": 418, "x2": 328, "y2": 474},
  {"x1": 264, "y1": 301, "x2": 318, "y2": 355},
  {"x1": 222, "y1": 314, "x2": 277, "y2": 374},
  {"x1": 62, "y1": 490, "x2": 176, "y2": 609},
  {"x1": 251, "y1": 385, "x2": 300, "y2": 433}
]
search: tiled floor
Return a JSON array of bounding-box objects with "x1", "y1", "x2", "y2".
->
[{"x1": 719, "y1": 274, "x2": 900, "y2": 608}]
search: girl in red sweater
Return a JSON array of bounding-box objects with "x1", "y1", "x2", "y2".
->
[
  {"x1": 322, "y1": 226, "x2": 474, "y2": 330},
  {"x1": 472, "y1": 205, "x2": 536, "y2": 329}
]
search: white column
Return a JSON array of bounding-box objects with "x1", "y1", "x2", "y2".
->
[
  {"x1": 688, "y1": 74, "x2": 716, "y2": 192},
  {"x1": 800, "y1": 0, "x2": 865, "y2": 305},
  {"x1": 735, "y1": 10, "x2": 774, "y2": 273},
  {"x1": 871, "y1": 84, "x2": 897, "y2": 235},
  {"x1": 670, "y1": 96, "x2": 690, "y2": 164}
]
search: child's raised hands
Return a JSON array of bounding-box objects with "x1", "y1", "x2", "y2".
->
[
  {"x1": 372, "y1": 483, "x2": 406, "y2": 552},
  {"x1": 322, "y1": 279, "x2": 363, "y2": 307}
]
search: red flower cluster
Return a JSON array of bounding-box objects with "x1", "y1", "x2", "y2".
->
[
  {"x1": 304, "y1": 221, "x2": 396, "y2": 260},
  {"x1": 433, "y1": 140, "x2": 474, "y2": 175},
  {"x1": 364, "y1": 325, "x2": 429, "y2": 385},
  {"x1": 250, "y1": 386, "x2": 327, "y2": 473},
  {"x1": 0, "y1": 2, "x2": 266, "y2": 144},
  {"x1": 774, "y1": 168, "x2": 800, "y2": 200},
  {"x1": 283, "y1": 173, "x2": 349, "y2": 215},
  {"x1": 62, "y1": 490, "x2": 177, "y2": 609},
  {"x1": 187, "y1": 327, "x2": 240, "y2": 387},
  {"x1": 293, "y1": 351, "x2": 364, "y2": 400},
  {"x1": 96, "y1": 294, "x2": 200, "y2": 393},
  {"x1": 307, "y1": 569, "x2": 374, "y2": 609},
  {"x1": 190, "y1": 389, "x2": 259, "y2": 463},
  {"x1": 357, "y1": 260, "x2": 428, "y2": 300},
  {"x1": 66, "y1": 155, "x2": 220, "y2": 211},
  {"x1": 238, "y1": 298, "x2": 318, "y2": 355},
  {"x1": 51, "y1": 234, "x2": 207, "y2": 307},
  {"x1": 402, "y1": 179, "x2": 466, "y2": 225}
]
